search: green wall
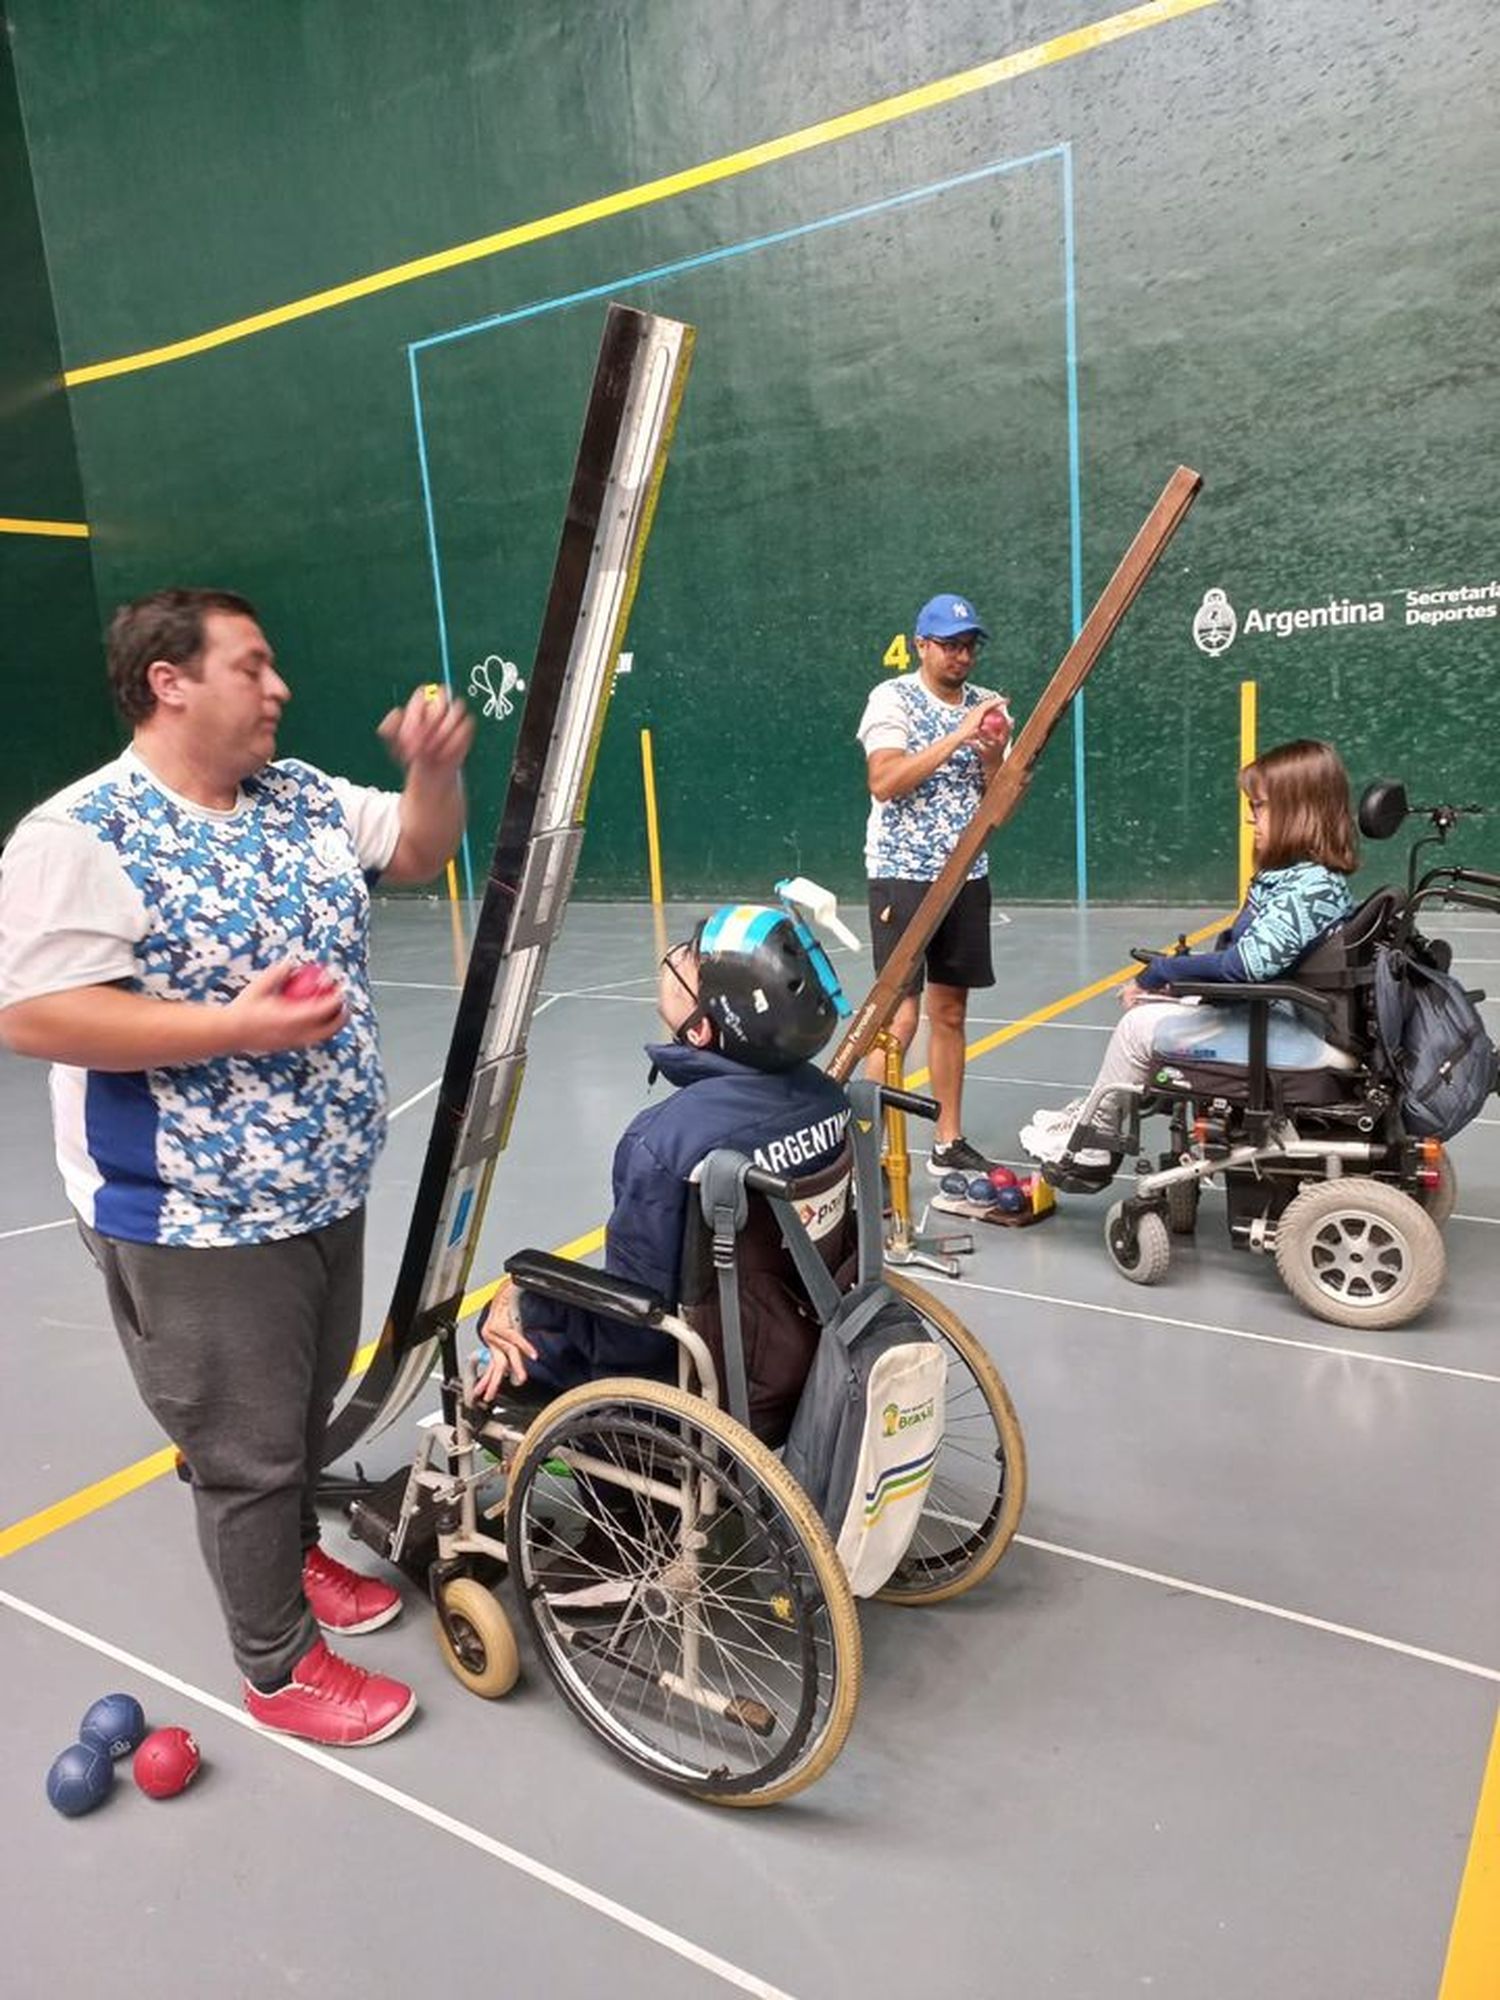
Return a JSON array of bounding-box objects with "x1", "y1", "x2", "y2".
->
[
  {"x1": 0, "y1": 6, "x2": 114, "y2": 836},
  {"x1": 5, "y1": 0, "x2": 1496, "y2": 897}
]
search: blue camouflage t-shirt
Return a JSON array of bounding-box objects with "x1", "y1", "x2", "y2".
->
[
  {"x1": 856, "y1": 674, "x2": 998, "y2": 881},
  {"x1": 0, "y1": 750, "x2": 401, "y2": 1247}
]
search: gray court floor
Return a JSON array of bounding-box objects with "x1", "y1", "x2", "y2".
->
[{"x1": 2, "y1": 897, "x2": 1496, "y2": 1999}]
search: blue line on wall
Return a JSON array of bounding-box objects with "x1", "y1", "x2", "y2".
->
[{"x1": 408, "y1": 140, "x2": 1089, "y2": 905}]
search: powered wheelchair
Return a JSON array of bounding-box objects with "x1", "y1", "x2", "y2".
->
[
  {"x1": 1044, "y1": 783, "x2": 1500, "y2": 1330},
  {"x1": 346, "y1": 1081, "x2": 1026, "y2": 1806}
]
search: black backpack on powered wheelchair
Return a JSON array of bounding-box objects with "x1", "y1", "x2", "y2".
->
[
  {"x1": 344, "y1": 1082, "x2": 1025, "y2": 1806},
  {"x1": 1047, "y1": 783, "x2": 1500, "y2": 1330}
]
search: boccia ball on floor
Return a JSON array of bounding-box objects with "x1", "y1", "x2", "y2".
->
[
  {"x1": 939, "y1": 1171, "x2": 970, "y2": 1198},
  {"x1": 133, "y1": 1727, "x2": 201, "y2": 1799},
  {"x1": 987, "y1": 1165, "x2": 1018, "y2": 1192},
  {"x1": 46, "y1": 1741, "x2": 114, "y2": 1817},
  {"x1": 966, "y1": 1175, "x2": 998, "y2": 1205},
  {"x1": 80, "y1": 1692, "x2": 147, "y2": 1760},
  {"x1": 996, "y1": 1186, "x2": 1027, "y2": 1214}
]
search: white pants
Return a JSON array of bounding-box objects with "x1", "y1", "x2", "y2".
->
[{"x1": 1091, "y1": 999, "x2": 1336, "y2": 1125}]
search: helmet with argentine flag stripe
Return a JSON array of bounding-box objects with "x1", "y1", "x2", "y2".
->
[{"x1": 695, "y1": 902, "x2": 847, "y2": 1072}]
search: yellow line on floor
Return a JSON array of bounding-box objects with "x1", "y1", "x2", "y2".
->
[
  {"x1": 0, "y1": 516, "x2": 90, "y2": 538},
  {"x1": 1438, "y1": 1705, "x2": 1500, "y2": 1999},
  {"x1": 902, "y1": 916, "x2": 1231, "y2": 1091},
  {"x1": 63, "y1": 0, "x2": 1217, "y2": 387},
  {"x1": 0, "y1": 1222, "x2": 606, "y2": 1562}
]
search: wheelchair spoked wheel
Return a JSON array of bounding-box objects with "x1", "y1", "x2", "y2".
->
[
  {"x1": 875, "y1": 1274, "x2": 1027, "y2": 1606},
  {"x1": 1274, "y1": 1176, "x2": 1445, "y2": 1329},
  {"x1": 505, "y1": 1379, "x2": 861, "y2": 1807}
]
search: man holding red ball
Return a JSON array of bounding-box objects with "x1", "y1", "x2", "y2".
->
[
  {"x1": 0, "y1": 588, "x2": 472, "y2": 1747},
  {"x1": 857, "y1": 591, "x2": 1012, "y2": 1177}
]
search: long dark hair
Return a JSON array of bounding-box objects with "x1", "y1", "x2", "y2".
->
[{"x1": 1241, "y1": 739, "x2": 1359, "y2": 874}]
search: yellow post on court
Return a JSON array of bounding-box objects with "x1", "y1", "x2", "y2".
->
[
  {"x1": 640, "y1": 726, "x2": 667, "y2": 960},
  {"x1": 1238, "y1": 679, "x2": 1258, "y2": 901}
]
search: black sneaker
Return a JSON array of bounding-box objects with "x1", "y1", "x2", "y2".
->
[{"x1": 927, "y1": 1136, "x2": 997, "y2": 1178}]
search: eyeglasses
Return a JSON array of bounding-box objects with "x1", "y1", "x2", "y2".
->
[
  {"x1": 660, "y1": 939, "x2": 697, "y2": 1000},
  {"x1": 927, "y1": 634, "x2": 984, "y2": 656}
]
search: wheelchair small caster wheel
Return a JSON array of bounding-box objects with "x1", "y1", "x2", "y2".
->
[
  {"x1": 1106, "y1": 1201, "x2": 1170, "y2": 1286},
  {"x1": 435, "y1": 1576, "x2": 520, "y2": 1699}
]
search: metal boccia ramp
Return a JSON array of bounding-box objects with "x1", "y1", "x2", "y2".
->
[{"x1": 3, "y1": 889, "x2": 1498, "y2": 1999}]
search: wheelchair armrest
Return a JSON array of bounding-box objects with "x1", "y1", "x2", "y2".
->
[
  {"x1": 879, "y1": 1085, "x2": 940, "y2": 1122},
  {"x1": 503, "y1": 1249, "x2": 669, "y2": 1327},
  {"x1": 1162, "y1": 978, "x2": 1335, "y2": 1016}
]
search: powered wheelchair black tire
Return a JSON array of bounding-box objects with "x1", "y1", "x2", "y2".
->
[
  {"x1": 504, "y1": 1378, "x2": 862, "y2": 1807},
  {"x1": 1274, "y1": 1176, "x2": 1445, "y2": 1329},
  {"x1": 876, "y1": 1274, "x2": 1028, "y2": 1606}
]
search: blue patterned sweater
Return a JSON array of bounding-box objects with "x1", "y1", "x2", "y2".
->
[{"x1": 1138, "y1": 863, "x2": 1353, "y2": 991}]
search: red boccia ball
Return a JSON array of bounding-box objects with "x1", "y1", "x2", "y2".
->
[
  {"x1": 281, "y1": 964, "x2": 338, "y2": 1002},
  {"x1": 986, "y1": 1165, "x2": 1019, "y2": 1192},
  {"x1": 133, "y1": 1727, "x2": 201, "y2": 1799}
]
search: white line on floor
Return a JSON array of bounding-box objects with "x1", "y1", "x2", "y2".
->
[
  {"x1": 370, "y1": 978, "x2": 462, "y2": 992},
  {"x1": 1452, "y1": 1211, "x2": 1500, "y2": 1227},
  {"x1": 0, "y1": 1588, "x2": 798, "y2": 2000},
  {"x1": 934, "y1": 1274, "x2": 1500, "y2": 1386},
  {"x1": 1015, "y1": 1537, "x2": 1500, "y2": 1684},
  {"x1": 388, "y1": 1078, "x2": 441, "y2": 1121},
  {"x1": 0, "y1": 1216, "x2": 73, "y2": 1242}
]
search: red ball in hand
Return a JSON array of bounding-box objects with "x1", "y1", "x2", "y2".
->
[
  {"x1": 282, "y1": 964, "x2": 338, "y2": 1002},
  {"x1": 978, "y1": 706, "x2": 1010, "y2": 740}
]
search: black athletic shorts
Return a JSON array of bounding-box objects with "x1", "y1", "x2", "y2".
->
[{"x1": 867, "y1": 875, "x2": 994, "y2": 993}]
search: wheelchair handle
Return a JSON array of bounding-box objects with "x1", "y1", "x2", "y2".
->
[
  {"x1": 742, "y1": 1163, "x2": 796, "y2": 1201},
  {"x1": 880, "y1": 1085, "x2": 941, "y2": 1121}
]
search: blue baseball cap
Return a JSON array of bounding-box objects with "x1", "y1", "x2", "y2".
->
[{"x1": 915, "y1": 593, "x2": 989, "y2": 641}]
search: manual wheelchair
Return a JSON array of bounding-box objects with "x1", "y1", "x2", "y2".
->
[
  {"x1": 1045, "y1": 782, "x2": 1500, "y2": 1330},
  {"x1": 347, "y1": 1082, "x2": 1026, "y2": 1806}
]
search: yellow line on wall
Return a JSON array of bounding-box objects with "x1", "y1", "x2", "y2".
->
[
  {"x1": 63, "y1": 0, "x2": 1219, "y2": 388},
  {"x1": 0, "y1": 516, "x2": 90, "y2": 538},
  {"x1": 1438, "y1": 1705, "x2": 1500, "y2": 2000}
]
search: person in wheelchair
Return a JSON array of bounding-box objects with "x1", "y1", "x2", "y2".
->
[
  {"x1": 1019, "y1": 739, "x2": 1360, "y2": 1177},
  {"x1": 476, "y1": 901, "x2": 852, "y2": 1439}
]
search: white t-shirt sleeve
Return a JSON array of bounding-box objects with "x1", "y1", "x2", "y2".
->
[
  {"x1": 328, "y1": 778, "x2": 403, "y2": 874},
  {"x1": 0, "y1": 815, "x2": 147, "y2": 1008},
  {"x1": 856, "y1": 679, "x2": 911, "y2": 755}
]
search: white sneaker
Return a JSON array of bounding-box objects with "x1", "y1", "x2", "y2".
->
[
  {"x1": 1019, "y1": 1120, "x2": 1114, "y2": 1174},
  {"x1": 1028, "y1": 1098, "x2": 1086, "y2": 1133}
]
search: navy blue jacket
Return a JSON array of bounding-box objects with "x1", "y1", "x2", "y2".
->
[{"x1": 519, "y1": 1042, "x2": 851, "y2": 1391}]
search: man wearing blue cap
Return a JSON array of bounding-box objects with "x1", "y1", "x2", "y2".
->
[{"x1": 856, "y1": 592, "x2": 1012, "y2": 1176}]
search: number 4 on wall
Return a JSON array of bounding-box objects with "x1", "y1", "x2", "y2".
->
[{"x1": 883, "y1": 634, "x2": 910, "y2": 673}]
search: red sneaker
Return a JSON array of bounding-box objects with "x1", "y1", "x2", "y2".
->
[
  {"x1": 244, "y1": 1639, "x2": 416, "y2": 1746},
  {"x1": 302, "y1": 1544, "x2": 402, "y2": 1634}
]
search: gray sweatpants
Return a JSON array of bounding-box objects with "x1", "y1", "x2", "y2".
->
[{"x1": 78, "y1": 1208, "x2": 365, "y2": 1687}]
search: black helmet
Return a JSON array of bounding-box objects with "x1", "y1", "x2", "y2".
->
[{"x1": 694, "y1": 903, "x2": 847, "y2": 1072}]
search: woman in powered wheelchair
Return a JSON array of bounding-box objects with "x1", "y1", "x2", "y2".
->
[
  {"x1": 1019, "y1": 741, "x2": 1500, "y2": 1329},
  {"x1": 357, "y1": 901, "x2": 1025, "y2": 1806}
]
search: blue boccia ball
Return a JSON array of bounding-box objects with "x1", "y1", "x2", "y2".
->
[
  {"x1": 967, "y1": 1175, "x2": 998, "y2": 1205},
  {"x1": 80, "y1": 1692, "x2": 147, "y2": 1760},
  {"x1": 939, "y1": 1172, "x2": 970, "y2": 1197},
  {"x1": 46, "y1": 1740, "x2": 114, "y2": 1817},
  {"x1": 996, "y1": 1185, "x2": 1027, "y2": 1214}
]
